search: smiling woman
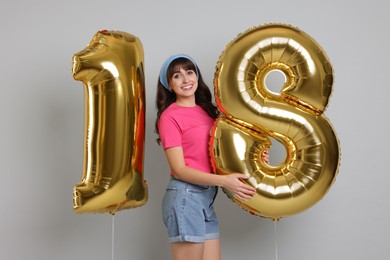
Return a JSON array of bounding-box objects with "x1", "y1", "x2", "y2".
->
[{"x1": 154, "y1": 54, "x2": 258, "y2": 260}]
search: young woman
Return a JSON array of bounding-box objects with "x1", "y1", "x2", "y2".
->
[{"x1": 155, "y1": 54, "x2": 259, "y2": 260}]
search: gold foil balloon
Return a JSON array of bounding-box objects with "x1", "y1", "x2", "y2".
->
[
  {"x1": 72, "y1": 30, "x2": 148, "y2": 214},
  {"x1": 210, "y1": 24, "x2": 340, "y2": 221}
]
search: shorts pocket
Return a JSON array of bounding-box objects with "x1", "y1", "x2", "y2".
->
[
  {"x1": 204, "y1": 205, "x2": 218, "y2": 222},
  {"x1": 162, "y1": 187, "x2": 178, "y2": 226},
  {"x1": 186, "y1": 185, "x2": 210, "y2": 193}
]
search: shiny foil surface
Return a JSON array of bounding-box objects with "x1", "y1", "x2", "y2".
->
[
  {"x1": 210, "y1": 24, "x2": 340, "y2": 221},
  {"x1": 72, "y1": 30, "x2": 148, "y2": 214}
]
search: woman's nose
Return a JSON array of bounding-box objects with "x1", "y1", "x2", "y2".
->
[{"x1": 182, "y1": 75, "x2": 189, "y2": 83}]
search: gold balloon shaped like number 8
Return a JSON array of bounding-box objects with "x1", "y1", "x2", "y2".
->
[
  {"x1": 210, "y1": 24, "x2": 340, "y2": 221},
  {"x1": 72, "y1": 30, "x2": 148, "y2": 214}
]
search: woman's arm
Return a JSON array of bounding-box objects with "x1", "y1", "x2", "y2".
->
[{"x1": 165, "y1": 147, "x2": 256, "y2": 200}]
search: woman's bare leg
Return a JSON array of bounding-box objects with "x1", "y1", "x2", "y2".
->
[
  {"x1": 171, "y1": 242, "x2": 204, "y2": 260},
  {"x1": 202, "y1": 239, "x2": 221, "y2": 260}
]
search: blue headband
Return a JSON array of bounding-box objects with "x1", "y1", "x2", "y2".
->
[{"x1": 159, "y1": 54, "x2": 199, "y2": 91}]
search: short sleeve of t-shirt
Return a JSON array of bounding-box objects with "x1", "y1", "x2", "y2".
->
[{"x1": 158, "y1": 111, "x2": 182, "y2": 149}]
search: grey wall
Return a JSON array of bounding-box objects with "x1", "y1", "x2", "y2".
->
[{"x1": 1, "y1": 0, "x2": 389, "y2": 259}]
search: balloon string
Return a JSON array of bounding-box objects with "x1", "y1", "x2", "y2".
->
[
  {"x1": 112, "y1": 215, "x2": 115, "y2": 260},
  {"x1": 274, "y1": 221, "x2": 278, "y2": 260}
]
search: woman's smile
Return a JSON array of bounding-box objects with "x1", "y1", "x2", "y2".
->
[{"x1": 181, "y1": 84, "x2": 194, "y2": 90}]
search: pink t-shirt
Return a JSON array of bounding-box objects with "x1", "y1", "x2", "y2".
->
[{"x1": 158, "y1": 103, "x2": 215, "y2": 175}]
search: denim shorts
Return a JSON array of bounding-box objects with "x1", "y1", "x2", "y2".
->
[{"x1": 162, "y1": 178, "x2": 219, "y2": 243}]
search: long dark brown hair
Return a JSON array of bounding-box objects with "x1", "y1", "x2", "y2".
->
[{"x1": 155, "y1": 57, "x2": 219, "y2": 144}]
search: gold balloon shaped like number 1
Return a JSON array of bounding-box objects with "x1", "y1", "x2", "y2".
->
[
  {"x1": 72, "y1": 30, "x2": 148, "y2": 214},
  {"x1": 210, "y1": 24, "x2": 340, "y2": 221}
]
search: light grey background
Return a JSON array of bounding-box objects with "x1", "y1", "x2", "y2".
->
[{"x1": 1, "y1": 0, "x2": 389, "y2": 259}]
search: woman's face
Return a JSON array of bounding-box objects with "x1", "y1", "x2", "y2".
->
[{"x1": 169, "y1": 66, "x2": 198, "y2": 98}]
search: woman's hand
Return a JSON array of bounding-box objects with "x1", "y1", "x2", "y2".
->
[
  {"x1": 262, "y1": 150, "x2": 270, "y2": 164},
  {"x1": 221, "y1": 174, "x2": 256, "y2": 201}
]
